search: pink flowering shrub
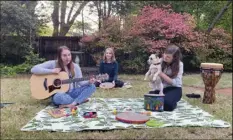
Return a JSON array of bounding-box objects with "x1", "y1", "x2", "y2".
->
[
  {"x1": 80, "y1": 5, "x2": 232, "y2": 71},
  {"x1": 129, "y1": 5, "x2": 201, "y2": 52},
  {"x1": 80, "y1": 35, "x2": 96, "y2": 44}
]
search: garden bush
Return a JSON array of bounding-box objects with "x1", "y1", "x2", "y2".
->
[
  {"x1": 1, "y1": 49, "x2": 45, "y2": 77},
  {"x1": 80, "y1": 5, "x2": 232, "y2": 73}
]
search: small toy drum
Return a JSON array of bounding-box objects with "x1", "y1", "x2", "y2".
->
[
  {"x1": 200, "y1": 63, "x2": 223, "y2": 104},
  {"x1": 144, "y1": 93, "x2": 164, "y2": 112}
]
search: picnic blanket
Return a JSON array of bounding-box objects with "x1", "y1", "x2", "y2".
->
[{"x1": 21, "y1": 98, "x2": 230, "y2": 132}]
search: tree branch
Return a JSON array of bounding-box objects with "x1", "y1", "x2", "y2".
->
[
  {"x1": 207, "y1": 0, "x2": 232, "y2": 33},
  {"x1": 67, "y1": 1, "x2": 76, "y2": 23},
  {"x1": 69, "y1": 1, "x2": 89, "y2": 26}
]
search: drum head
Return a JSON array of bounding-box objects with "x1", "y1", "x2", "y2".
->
[
  {"x1": 200, "y1": 63, "x2": 223, "y2": 70},
  {"x1": 100, "y1": 82, "x2": 115, "y2": 89},
  {"x1": 116, "y1": 112, "x2": 150, "y2": 124}
]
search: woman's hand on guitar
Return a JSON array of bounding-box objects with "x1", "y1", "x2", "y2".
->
[{"x1": 52, "y1": 68, "x2": 61, "y2": 74}]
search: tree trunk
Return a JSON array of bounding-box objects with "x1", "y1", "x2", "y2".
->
[
  {"x1": 59, "y1": 1, "x2": 88, "y2": 36},
  {"x1": 102, "y1": 1, "x2": 113, "y2": 29},
  {"x1": 96, "y1": 1, "x2": 102, "y2": 30},
  {"x1": 82, "y1": 9, "x2": 85, "y2": 35},
  {"x1": 102, "y1": 0, "x2": 107, "y2": 28},
  {"x1": 107, "y1": 1, "x2": 112, "y2": 18},
  {"x1": 60, "y1": 1, "x2": 67, "y2": 29},
  {"x1": 103, "y1": 0, "x2": 106, "y2": 18},
  {"x1": 207, "y1": 0, "x2": 232, "y2": 33},
  {"x1": 52, "y1": 1, "x2": 89, "y2": 36},
  {"x1": 25, "y1": 1, "x2": 38, "y2": 43},
  {"x1": 52, "y1": 1, "x2": 60, "y2": 36}
]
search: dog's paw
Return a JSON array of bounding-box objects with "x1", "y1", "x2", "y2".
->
[
  {"x1": 159, "y1": 91, "x2": 164, "y2": 95},
  {"x1": 152, "y1": 77, "x2": 157, "y2": 81}
]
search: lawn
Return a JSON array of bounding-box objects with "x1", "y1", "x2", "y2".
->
[{"x1": 1, "y1": 73, "x2": 232, "y2": 139}]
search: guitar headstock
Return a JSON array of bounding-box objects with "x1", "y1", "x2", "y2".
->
[{"x1": 95, "y1": 73, "x2": 109, "y2": 81}]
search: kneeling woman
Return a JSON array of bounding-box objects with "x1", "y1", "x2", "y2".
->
[{"x1": 152, "y1": 44, "x2": 183, "y2": 111}]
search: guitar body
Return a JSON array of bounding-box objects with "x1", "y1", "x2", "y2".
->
[
  {"x1": 30, "y1": 72, "x2": 109, "y2": 100},
  {"x1": 30, "y1": 72, "x2": 70, "y2": 99}
]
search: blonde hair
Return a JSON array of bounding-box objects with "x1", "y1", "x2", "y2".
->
[{"x1": 103, "y1": 47, "x2": 116, "y2": 62}]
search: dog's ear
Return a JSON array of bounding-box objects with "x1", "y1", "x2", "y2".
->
[
  {"x1": 154, "y1": 50, "x2": 160, "y2": 56},
  {"x1": 155, "y1": 50, "x2": 162, "y2": 58},
  {"x1": 154, "y1": 53, "x2": 158, "y2": 58}
]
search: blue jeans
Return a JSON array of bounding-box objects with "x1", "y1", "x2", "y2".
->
[{"x1": 52, "y1": 84, "x2": 96, "y2": 105}]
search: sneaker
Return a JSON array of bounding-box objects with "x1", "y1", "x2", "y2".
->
[
  {"x1": 123, "y1": 84, "x2": 132, "y2": 89},
  {"x1": 124, "y1": 82, "x2": 131, "y2": 86},
  {"x1": 186, "y1": 93, "x2": 201, "y2": 98}
]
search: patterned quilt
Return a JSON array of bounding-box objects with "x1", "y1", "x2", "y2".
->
[{"x1": 21, "y1": 98, "x2": 231, "y2": 132}]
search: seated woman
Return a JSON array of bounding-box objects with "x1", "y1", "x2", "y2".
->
[
  {"x1": 31, "y1": 46, "x2": 96, "y2": 108},
  {"x1": 94, "y1": 47, "x2": 124, "y2": 88}
]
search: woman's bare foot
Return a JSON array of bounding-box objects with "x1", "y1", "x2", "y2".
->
[
  {"x1": 58, "y1": 99, "x2": 89, "y2": 108},
  {"x1": 59, "y1": 104, "x2": 76, "y2": 109}
]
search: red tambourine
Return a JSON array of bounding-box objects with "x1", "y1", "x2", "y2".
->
[{"x1": 116, "y1": 112, "x2": 150, "y2": 124}]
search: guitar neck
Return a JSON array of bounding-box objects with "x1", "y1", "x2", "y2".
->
[{"x1": 62, "y1": 77, "x2": 89, "y2": 84}]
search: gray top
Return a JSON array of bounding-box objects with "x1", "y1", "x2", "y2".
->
[
  {"x1": 161, "y1": 59, "x2": 183, "y2": 88},
  {"x1": 30, "y1": 60, "x2": 89, "y2": 92}
]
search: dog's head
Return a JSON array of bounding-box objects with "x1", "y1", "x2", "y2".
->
[{"x1": 147, "y1": 54, "x2": 160, "y2": 65}]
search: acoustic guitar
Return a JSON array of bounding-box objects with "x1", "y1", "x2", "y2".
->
[{"x1": 30, "y1": 72, "x2": 108, "y2": 99}]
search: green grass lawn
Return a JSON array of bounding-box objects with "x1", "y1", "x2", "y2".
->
[
  {"x1": 1, "y1": 73, "x2": 232, "y2": 139},
  {"x1": 182, "y1": 72, "x2": 232, "y2": 89}
]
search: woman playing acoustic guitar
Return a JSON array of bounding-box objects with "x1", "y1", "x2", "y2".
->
[{"x1": 31, "y1": 46, "x2": 96, "y2": 108}]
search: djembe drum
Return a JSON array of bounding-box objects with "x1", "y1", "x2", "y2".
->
[{"x1": 200, "y1": 63, "x2": 223, "y2": 104}]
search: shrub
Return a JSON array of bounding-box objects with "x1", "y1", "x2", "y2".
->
[
  {"x1": 129, "y1": 5, "x2": 199, "y2": 52},
  {"x1": 0, "y1": 49, "x2": 45, "y2": 77},
  {"x1": 80, "y1": 5, "x2": 232, "y2": 73}
]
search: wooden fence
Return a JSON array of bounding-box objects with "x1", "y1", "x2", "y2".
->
[{"x1": 34, "y1": 36, "x2": 96, "y2": 67}]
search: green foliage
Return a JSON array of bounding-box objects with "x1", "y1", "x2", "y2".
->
[
  {"x1": 0, "y1": 1, "x2": 37, "y2": 37},
  {"x1": 183, "y1": 46, "x2": 232, "y2": 72},
  {"x1": 24, "y1": 50, "x2": 46, "y2": 66},
  {"x1": 0, "y1": 50, "x2": 45, "y2": 77},
  {"x1": 0, "y1": 65, "x2": 17, "y2": 77},
  {"x1": 0, "y1": 36, "x2": 30, "y2": 64},
  {"x1": 0, "y1": 1, "x2": 42, "y2": 65},
  {"x1": 121, "y1": 56, "x2": 147, "y2": 74},
  {"x1": 206, "y1": 47, "x2": 232, "y2": 71},
  {"x1": 38, "y1": 26, "x2": 53, "y2": 36}
]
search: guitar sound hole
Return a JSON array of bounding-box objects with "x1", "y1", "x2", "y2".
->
[{"x1": 53, "y1": 79, "x2": 61, "y2": 87}]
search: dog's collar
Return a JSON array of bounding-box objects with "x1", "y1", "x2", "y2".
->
[{"x1": 153, "y1": 63, "x2": 161, "y2": 65}]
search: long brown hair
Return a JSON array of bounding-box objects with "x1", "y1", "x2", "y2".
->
[
  {"x1": 161, "y1": 44, "x2": 182, "y2": 78},
  {"x1": 56, "y1": 46, "x2": 75, "y2": 77},
  {"x1": 103, "y1": 47, "x2": 116, "y2": 63}
]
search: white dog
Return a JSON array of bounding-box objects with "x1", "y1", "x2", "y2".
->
[{"x1": 144, "y1": 54, "x2": 164, "y2": 95}]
